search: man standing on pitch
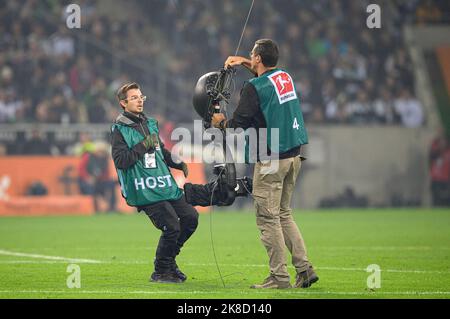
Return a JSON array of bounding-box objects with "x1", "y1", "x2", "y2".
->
[
  {"x1": 212, "y1": 39, "x2": 318, "y2": 289},
  {"x1": 111, "y1": 82, "x2": 198, "y2": 283}
]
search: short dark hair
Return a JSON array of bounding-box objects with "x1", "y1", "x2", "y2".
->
[
  {"x1": 254, "y1": 39, "x2": 279, "y2": 67},
  {"x1": 116, "y1": 82, "x2": 140, "y2": 102}
]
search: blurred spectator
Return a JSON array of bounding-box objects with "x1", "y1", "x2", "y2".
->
[
  {"x1": 84, "y1": 78, "x2": 113, "y2": 123},
  {"x1": 297, "y1": 78, "x2": 313, "y2": 122},
  {"x1": 333, "y1": 44, "x2": 367, "y2": 82},
  {"x1": 429, "y1": 129, "x2": 450, "y2": 206},
  {"x1": 45, "y1": 94, "x2": 73, "y2": 124},
  {"x1": 49, "y1": 25, "x2": 75, "y2": 58},
  {"x1": 0, "y1": 88, "x2": 23, "y2": 123},
  {"x1": 373, "y1": 87, "x2": 399, "y2": 124},
  {"x1": 344, "y1": 91, "x2": 372, "y2": 124},
  {"x1": 0, "y1": 0, "x2": 438, "y2": 128},
  {"x1": 394, "y1": 89, "x2": 424, "y2": 127},
  {"x1": 322, "y1": 80, "x2": 339, "y2": 123},
  {"x1": 0, "y1": 66, "x2": 23, "y2": 123},
  {"x1": 78, "y1": 141, "x2": 116, "y2": 213},
  {"x1": 69, "y1": 56, "x2": 95, "y2": 96},
  {"x1": 71, "y1": 132, "x2": 95, "y2": 156}
]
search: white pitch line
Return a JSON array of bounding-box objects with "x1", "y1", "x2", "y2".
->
[
  {"x1": 182, "y1": 263, "x2": 450, "y2": 275},
  {"x1": 0, "y1": 260, "x2": 68, "y2": 264},
  {"x1": 4, "y1": 245, "x2": 449, "y2": 252},
  {"x1": 0, "y1": 258, "x2": 448, "y2": 275},
  {"x1": 314, "y1": 246, "x2": 450, "y2": 251},
  {"x1": 0, "y1": 249, "x2": 102, "y2": 264},
  {"x1": 0, "y1": 290, "x2": 449, "y2": 296},
  {"x1": 315, "y1": 266, "x2": 450, "y2": 274}
]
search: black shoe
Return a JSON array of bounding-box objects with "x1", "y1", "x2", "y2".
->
[
  {"x1": 150, "y1": 271, "x2": 182, "y2": 284},
  {"x1": 173, "y1": 262, "x2": 187, "y2": 282}
]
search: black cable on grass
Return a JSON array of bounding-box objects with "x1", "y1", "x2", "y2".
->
[
  {"x1": 209, "y1": 166, "x2": 226, "y2": 288},
  {"x1": 207, "y1": 0, "x2": 255, "y2": 289}
]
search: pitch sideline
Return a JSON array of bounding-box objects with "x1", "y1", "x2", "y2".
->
[
  {"x1": 0, "y1": 249, "x2": 102, "y2": 264},
  {"x1": 1, "y1": 248, "x2": 448, "y2": 274},
  {"x1": 0, "y1": 289, "x2": 449, "y2": 296}
]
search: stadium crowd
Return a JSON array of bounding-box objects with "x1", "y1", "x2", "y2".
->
[{"x1": 1, "y1": 0, "x2": 449, "y2": 135}]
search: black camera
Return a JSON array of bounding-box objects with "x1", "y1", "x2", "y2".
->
[
  {"x1": 185, "y1": 68, "x2": 252, "y2": 207},
  {"x1": 184, "y1": 164, "x2": 252, "y2": 207}
]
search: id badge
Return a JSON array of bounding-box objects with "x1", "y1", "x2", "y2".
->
[{"x1": 144, "y1": 152, "x2": 157, "y2": 169}]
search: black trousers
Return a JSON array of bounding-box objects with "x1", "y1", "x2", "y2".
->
[{"x1": 142, "y1": 197, "x2": 199, "y2": 272}]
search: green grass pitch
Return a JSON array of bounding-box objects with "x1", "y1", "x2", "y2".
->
[{"x1": 0, "y1": 209, "x2": 449, "y2": 299}]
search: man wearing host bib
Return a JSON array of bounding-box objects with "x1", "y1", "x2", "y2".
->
[{"x1": 111, "y1": 82, "x2": 198, "y2": 284}]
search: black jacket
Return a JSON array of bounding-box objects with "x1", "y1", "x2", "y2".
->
[{"x1": 110, "y1": 111, "x2": 183, "y2": 171}]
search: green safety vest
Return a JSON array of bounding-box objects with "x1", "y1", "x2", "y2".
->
[
  {"x1": 111, "y1": 116, "x2": 182, "y2": 207},
  {"x1": 246, "y1": 68, "x2": 308, "y2": 162}
]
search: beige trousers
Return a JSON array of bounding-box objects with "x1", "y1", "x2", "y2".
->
[{"x1": 252, "y1": 156, "x2": 311, "y2": 281}]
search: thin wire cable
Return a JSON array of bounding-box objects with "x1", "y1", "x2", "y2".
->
[
  {"x1": 208, "y1": 0, "x2": 255, "y2": 289},
  {"x1": 241, "y1": 178, "x2": 255, "y2": 200},
  {"x1": 234, "y1": 0, "x2": 255, "y2": 56},
  {"x1": 208, "y1": 166, "x2": 226, "y2": 287}
]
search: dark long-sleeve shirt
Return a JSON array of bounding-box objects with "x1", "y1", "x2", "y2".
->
[{"x1": 110, "y1": 112, "x2": 183, "y2": 170}]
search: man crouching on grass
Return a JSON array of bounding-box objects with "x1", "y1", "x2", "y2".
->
[{"x1": 110, "y1": 82, "x2": 198, "y2": 283}]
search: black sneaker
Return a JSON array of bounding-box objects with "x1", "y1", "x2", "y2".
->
[
  {"x1": 150, "y1": 271, "x2": 182, "y2": 284},
  {"x1": 173, "y1": 263, "x2": 187, "y2": 282},
  {"x1": 294, "y1": 267, "x2": 319, "y2": 288}
]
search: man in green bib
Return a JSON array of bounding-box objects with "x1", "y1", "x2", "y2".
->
[
  {"x1": 212, "y1": 39, "x2": 318, "y2": 289},
  {"x1": 111, "y1": 82, "x2": 198, "y2": 284}
]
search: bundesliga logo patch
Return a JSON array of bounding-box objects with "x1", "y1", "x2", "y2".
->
[{"x1": 268, "y1": 70, "x2": 297, "y2": 104}]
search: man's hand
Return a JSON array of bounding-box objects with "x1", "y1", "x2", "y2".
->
[
  {"x1": 211, "y1": 113, "x2": 226, "y2": 129},
  {"x1": 180, "y1": 162, "x2": 189, "y2": 178},
  {"x1": 142, "y1": 134, "x2": 157, "y2": 150},
  {"x1": 224, "y1": 56, "x2": 251, "y2": 68}
]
